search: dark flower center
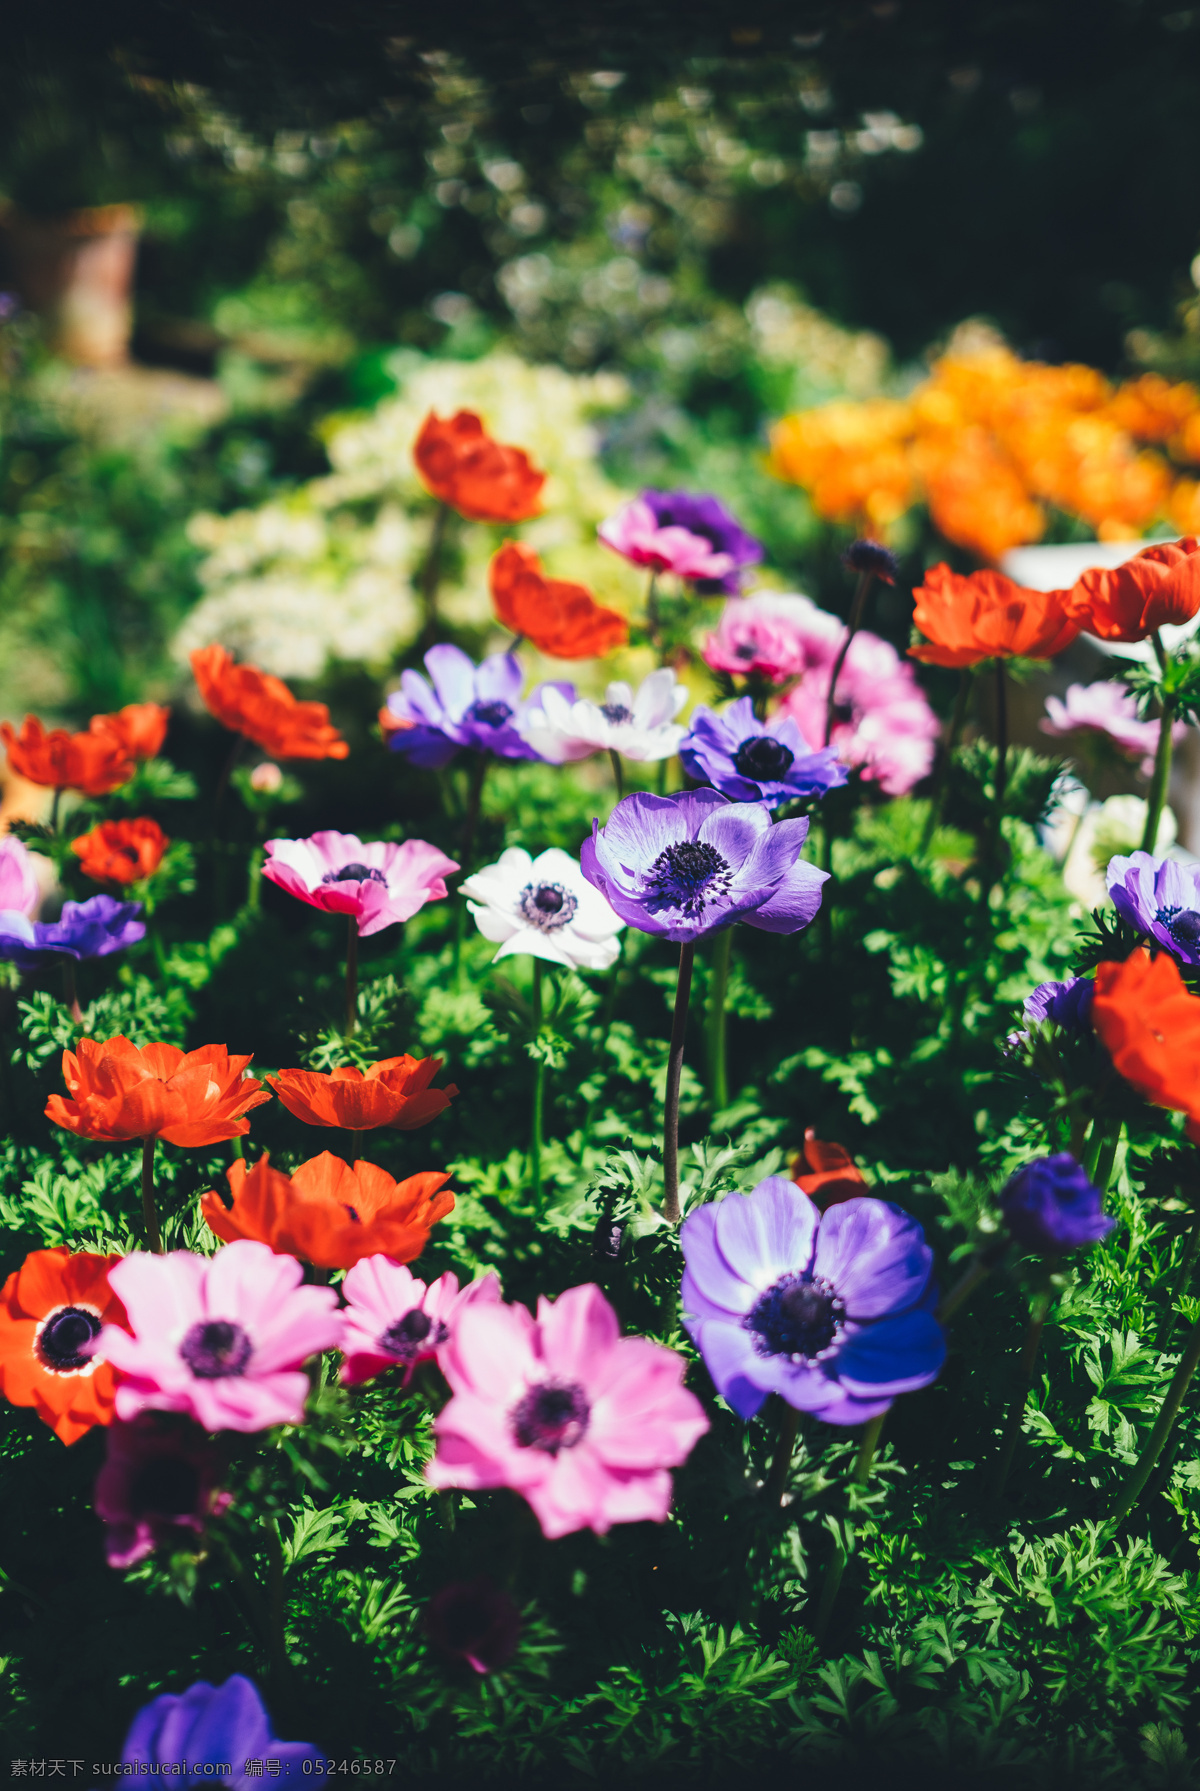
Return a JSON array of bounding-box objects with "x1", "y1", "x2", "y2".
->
[
  {"x1": 733, "y1": 735, "x2": 795, "y2": 781},
  {"x1": 600, "y1": 702, "x2": 633, "y2": 724},
  {"x1": 37, "y1": 1305, "x2": 101, "y2": 1372},
  {"x1": 510, "y1": 1380, "x2": 590, "y2": 1454},
  {"x1": 644, "y1": 839, "x2": 733, "y2": 918},
  {"x1": 324, "y1": 862, "x2": 387, "y2": 885},
  {"x1": 745, "y1": 1274, "x2": 844, "y2": 1359},
  {"x1": 378, "y1": 1307, "x2": 447, "y2": 1362},
  {"x1": 1157, "y1": 905, "x2": 1200, "y2": 949},
  {"x1": 179, "y1": 1320, "x2": 253, "y2": 1380},
  {"x1": 518, "y1": 881, "x2": 578, "y2": 932},
  {"x1": 831, "y1": 700, "x2": 855, "y2": 726},
  {"x1": 469, "y1": 700, "x2": 513, "y2": 728},
  {"x1": 734, "y1": 641, "x2": 758, "y2": 660},
  {"x1": 128, "y1": 1456, "x2": 201, "y2": 1518}
]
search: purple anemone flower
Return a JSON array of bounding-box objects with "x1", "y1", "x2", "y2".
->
[
  {"x1": 116, "y1": 1674, "x2": 325, "y2": 1782},
  {"x1": 642, "y1": 490, "x2": 763, "y2": 595},
  {"x1": 679, "y1": 697, "x2": 848, "y2": 807},
  {"x1": 1106, "y1": 851, "x2": 1200, "y2": 964},
  {"x1": 383, "y1": 644, "x2": 545, "y2": 769},
  {"x1": 841, "y1": 539, "x2": 899, "y2": 583},
  {"x1": 95, "y1": 1415, "x2": 230, "y2": 1570},
  {"x1": 1023, "y1": 975, "x2": 1094, "y2": 1033},
  {"x1": 580, "y1": 788, "x2": 827, "y2": 944},
  {"x1": 1000, "y1": 1154, "x2": 1114, "y2": 1254},
  {"x1": 0, "y1": 893, "x2": 144, "y2": 971},
  {"x1": 680, "y1": 1176, "x2": 945, "y2": 1426},
  {"x1": 426, "y1": 1576, "x2": 522, "y2": 1674}
]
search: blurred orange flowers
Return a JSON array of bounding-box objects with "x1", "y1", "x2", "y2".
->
[
  {"x1": 0, "y1": 1247, "x2": 128, "y2": 1444},
  {"x1": 46, "y1": 1036, "x2": 270, "y2": 1148},
  {"x1": 268, "y1": 1056, "x2": 457, "y2": 1131},
  {"x1": 909, "y1": 565, "x2": 1080, "y2": 667},
  {"x1": 1, "y1": 716, "x2": 134, "y2": 796},
  {"x1": 790, "y1": 1128, "x2": 867, "y2": 1210},
  {"x1": 489, "y1": 542, "x2": 628, "y2": 659},
  {"x1": 191, "y1": 645, "x2": 349, "y2": 761},
  {"x1": 1063, "y1": 538, "x2": 1200, "y2": 643},
  {"x1": 71, "y1": 817, "x2": 169, "y2": 886},
  {"x1": 414, "y1": 410, "x2": 546, "y2": 523},
  {"x1": 201, "y1": 1151, "x2": 454, "y2": 1269},
  {"x1": 90, "y1": 703, "x2": 170, "y2": 762},
  {"x1": 1092, "y1": 950, "x2": 1200, "y2": 1124}
]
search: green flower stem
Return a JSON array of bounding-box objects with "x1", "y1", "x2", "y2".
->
[
  {"x1": 140, "y1": 1134, "x2": 163, "y2": 1254},
  {"x1": 992, "y1": 1272, "x2": 1057, "y2": 1505},
  {"x1": 1110, "y1": 1311, "x2": 1200, "y2": 1523},
  {"x1": 420, "y1": 500, "x2": 451, "y2": 646},
  {"x1": 1082, "y1": 1116, "x2": 1123, "y2": 1193},
  {"x1": 707, "y1": 927, "x2": 734, "y2": 1112},
  {"x1": 1165, "y1": 1203, "x2": 1200, "y2": 1347},
  {"x1": 920, "y1": 666, "x2": 975, "y2": 854},
  {"x1": 646, "y1": 571, "x2": 660, "y2": 654},
  {"x1": 531, "y1": 957, "x2": 545, "y2": 1205},
  {"x1": 811, "y1": 1413, "x2": 886, "y2": 1643},
  {"x1": 824, "y1": 570, "x2": 872, "y2": 748},
  {"x1": 764, "y1": 1400, "x2": 800, "y2": 1508},
  {"x1": 936, "y1": 1246, "x2": 1004, "y2": 1325},
  {"x1": 246, "y1": 842, "x2": 265, "y2": 911},
  {"x1": 62, "y1": 961, "x2": 83, "y2": 1027},
  {"x1": 460, "y1": 752, "x2": 489, "y2": 870},
  {"x1": 662, "y1": 942, "x2": 696, "y2": 1224},
  {"x1": 49, "y1": 787, "x2": 62, "y2": 835},
  {"x1": 609, "y1": 748, "x2": 624, "y2": 801},
  {"x1": 1141, "y1": 634, "x2": 1174, "y2": 854},
  {"x1": 344, "y1": 916, "x2": 359, "y2": 1038}
]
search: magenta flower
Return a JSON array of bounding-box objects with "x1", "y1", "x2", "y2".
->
[
  {"x1": 425, "y1": 1577, "x2": 522, "y2": 1675},
  {"x1": 426, "y1": 1282, "x2": 709, "y2": 1539},
  {"x1": 262, "y1": 830, "x2": 459, "y2": 937},
  {"x1": 702, "y1": 592, "x2": 841, "y2": 683},
  {"x1": 600, "y1": 497, "x2": 737, "y2": 585},
  {"x1": 780, "y1": 628, "x2": 940, "y2": 798},
  {"x1": 94, "y1": 1414, "x2": 231, "y2": 1569},
  {"x1": 0, "y1": 834, "x2": 39, "y2": 918},
  {"x1": 1041, "y1": 680, "x2": 1182, "y2": 776},
  {"x1": 340, "y1": 1259, "x2": 502, "y2": 1387},
  {"x1": 100, "y1": 1240, "x2": 344, "y2": 1433}
]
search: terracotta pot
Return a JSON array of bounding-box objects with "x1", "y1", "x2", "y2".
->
[{"x1": 2, "y1": 203, "x2": 141, "y2": 368}]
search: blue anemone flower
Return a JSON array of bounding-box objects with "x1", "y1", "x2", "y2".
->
[
  {"x1": 1000, "y1": 1155, "x2": 1114, "y2": 1254},
  {"x1": 1106, "y1": 850, "x2": 1200, "y2": 964},
  {"x1": 679, "y1": 696, "x2": 848, "y2": 807},
  {"x1": 0, "y1": 894, "x2": 144, "y2": 971},
  {"x1": 1023, "y1": 975, "x2": 1094, "y2": 1032},
  {"x1": 116, "y1": 1674, "x2": 325, "y2": 1783},
  {"x1": 383, "y1": 643, "x2": 548, "y2": 769}
]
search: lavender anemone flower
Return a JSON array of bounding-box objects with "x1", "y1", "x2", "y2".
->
[
  {"x1": 383, "y1": 644, "x2": 544, "y2": 769},
  {"x1": 680, "y1": 1176, "x2": 945, "y2": 1425},
  {"x1": 679, "y1": 697, "x2": 848, "y2": 807},
  {"x1": 1023, "y1": 976, "x2": 1094, "y2": 1032},
  {"x1": 642, "y1": 491, "x2": 763, "y2": 594},
  {"x1": 115, "y1": 1674, "x2": 325, "y2": 1781},
  {"x1": 1000, "y1": 1155, "x2": 1114, "y2": 1254},
  {"x1": 1105, "y1": 850, "x2": 1200, "y2": 964},
  {"x1": 580, "y1": 788, "x2": 827, "y2": 944},
  {"x1": 94, "y1": 1415, "x2": 230, "y2": 1569},
  {"x1": 0, "y1": 894, "x2": 144, "y2": 971}
]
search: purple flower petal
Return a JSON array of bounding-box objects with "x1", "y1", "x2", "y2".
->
[
  {"x1": 712, "y1": 1179, "x2": 817, "y2": 1291},
  {"x1": 680, "y1": 1207, "x2": 760, "y2": 1314},
  {"x1": 812, "y1": 1198, "x2": 934, "y2": 1319},
  {"x1": 690, "y1": 1319, "x2": 771, "y2": 1418},
  {"x1": 833, "y1": 1309, "x2": 946, "y2": 1395},
  {"x1": 738, "y1": 860, "x2": 827, "y2": 933},
  {"x1": 425, "y1": 643, "x2": 478, "y2": 718}
]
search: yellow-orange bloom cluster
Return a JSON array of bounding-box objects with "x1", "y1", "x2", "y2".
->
[{"x1": 770, "y1": 348, "x2": 1200, "y2": 561}]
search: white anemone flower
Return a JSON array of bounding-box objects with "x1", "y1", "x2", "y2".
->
[
  {"x1": 461, "y1": 846, "x2": 624, "y2": 970},
  {"x1": 518, "y1": 668, "x2": 688, "y2": 764}
]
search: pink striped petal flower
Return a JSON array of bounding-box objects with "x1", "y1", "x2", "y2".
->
[
  {"x1": 339, "y1": 1259, "x2": 502, "y2": 1387},
  {"x1": 262, "y1": 830, "x2": 458, "y2": 937}
]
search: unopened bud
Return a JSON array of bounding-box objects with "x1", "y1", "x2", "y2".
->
[{"x1": 250, "y1": 761, "x2": 283, "y2": 793}]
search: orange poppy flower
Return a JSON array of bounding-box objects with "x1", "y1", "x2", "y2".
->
[
  {"x1": 0, "y1": 1247, "x2": 128, "y2": 1444},
  {"x1": 190, "y1": 645, "x2": 350, "y2": 761},
  {"x1": 1092, "y1": 950, "x2": 1200, "y2": 1121},
  {"x1": 790, "y1": 1127, "x2": 868, "y2": 1211},
  {"x1": 1063, "y1": 538, "x2": 1200, "y2": 643},
  {"x1": 1, "y1": 716, "x2": 135, "y2": 796},
  {"x1": 46, "y1": 1035, "x2": 271, "y2": 1148},
  {"x1": 414, "y1": 410, "x2": 545, "y2": 523},
  {"x1": 90, "y1": 703, "x2": 170, "y2": 761},
  {"x1": 268, "y1": 1056, "x2": 458, "y2": 1131},
  {"x1": 908, "y1": 564, "x2": 1080, "y2": 667},
  {"x1": 71, "y1": 817, "x2": 169, "y2": 886},
  {"x1": 489, "y1": 542, "x2": 628, "y2": 660},
  {"x1": 200, "y1": 1151, "x2": 455, "y2": 1269}
]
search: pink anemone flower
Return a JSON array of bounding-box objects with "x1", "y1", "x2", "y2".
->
[
  {"x1": 1041, "y1": 681, "x2": 1184, "y2": 776},
  {"x1": 702, "y1": 592, "x2": 842, "y2": 684},
  {"x1": 426, "y1": 1282, "x2": 709, "y2": 1539},
  {"x1": 262, "y1": 830, "x2": 459, "y2": 937},
  {"x1": 0, "y1": 834, "x2": 40, "y2": 918},
  {"x1": 780, "y1": 628, "x2": 940, "y2": 798},
  {"x1": 340, "y1": 1260, "x2": 502, "y2": 1387},
  {"x1": 599, "y1": 498, "x2": 735, "y2": 583},
  {"x1": 100, "y1": 1240, "x2": 343, "y2": 1433}
]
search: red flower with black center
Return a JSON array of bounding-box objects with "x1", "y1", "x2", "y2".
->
[
  {"x1": 0, "y1": 1247, "x2": 129, "y2": 1444},
  {"x1": 71, "y1": 817, "x2": 169, "y2": 886}
]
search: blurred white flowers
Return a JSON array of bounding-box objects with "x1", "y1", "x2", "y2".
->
[
  {"x1": 518, "y1": 669, "x2": 688, "y2": 764},
  {"x1": 461, "y1": 846, "x2": 623, "y2": 970}
]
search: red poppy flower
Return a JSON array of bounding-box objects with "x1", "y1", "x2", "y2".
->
[
  {"x1": 790, "y1": 1127, "x2": 868, "y2": 1210},
  {"x1": 90, "y1": 703, "x2": 170, "y2": 761},
  {"x1": 1, "y1": 716, "x2": 134, "y2": 796},
  {"x1": 414, "y1": 410, "x2": 545, "y2": 523},
  {"x1": 1063, "y1": 538, "x2": 1200, "y2": 643},
  {"x1": 267, "y1": 1056, "x2": 458, "y2": 1131},
  {"x1": 0, "y1": 1247, "x2": 128, "y2": 1444},
  {"x1": 190, "y1": 645, "x2": 350, "y2": 761},
  {"x1": 200, "y1": 1151, "x2": 455, "y2": 1269},
  {"x1": 46, "y1": 1036, "x2": 271, "y2": 1148},
  {"x1": 71, "y1": 817, "x2": 169, "y2": 886},
  {"x1": 489, "y1": 542, "x2": 629, "y2": 660},
  {"x1": 909, "y1": 565, "x2": 1079, "y2": 668},
  {"x1": 1093, "y1": 950, "x2": 1200, "y2": 1121}
]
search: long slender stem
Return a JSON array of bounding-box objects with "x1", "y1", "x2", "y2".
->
[
  {"x1": 49, "y1": 787, "x2": 62, "y2": 835},
  {"x1": 608, "y1": 748, "x2": 624, "y2": 802},
  {"x1": 1165, "y1": 1203, "x2": 1200, "y2": 1348},
  {"x1": 993, "y1": 655, "x2": 1009, "y2": 830},
  {"x1": 992, "y1": 1280, "x2": 1055, "y2": 1504},
  {"x1": 646, "y1": 572, "x2": 660, "y2": 654},
  {"x1": 420, "y1": 501, "x2": 451, "y2": 646},
  {"x1": 531, "y1": 957, "x2": 545, "y2": 1206},
  {"x1": 707, "y1": 927, "x2": 733, "y2": 1112},
  {"x1": 1110, "y1": 1312, "x2": 1200, "y2": 1522},
  {"x1": 140, "y1": 1134, "x2": 162, "y2": 1254},
  {"x1": 460, "y1": 753, "x2": 489, "y2": 870},
  {"x1": 920, "y1": 667, "x2": 974, "y2": 854},
  {"x1": 344, "y1": 916, "x2": 359, "y2": 1038},
  {"x1": 824, "y1": 572, "x2": 872, "y2": 748},
  {"x1": 937, "y1": 1251, "x2": 998, "y2": 1325},
  {"x1": 1141, "y1": 635, "x2": 1174, "y2": 853},
  {"x1": 211, "y1": 734, "x2": 245, "y2": 831},
  {"x1": 812, "y1": 1414, "x2": 886, "y2": 1643},
  {"x1": 662, "y1": 942, "x2": 696, "y2": 1223},
  {"x1": 62, "y1": 961, "x2": 82, "y2": 1026},
  {"x1": 764, "y1": 1401, "x2": 800, "y2": 1507}
]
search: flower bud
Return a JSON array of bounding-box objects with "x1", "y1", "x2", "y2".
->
[
  {"x1": 250, "y1": 761, "x2": 284, "y2": 794},
  {"x1": 999, "y1": 1154, "x2": 1114, "y2": 1254}
]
